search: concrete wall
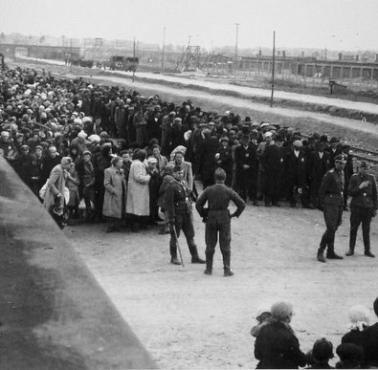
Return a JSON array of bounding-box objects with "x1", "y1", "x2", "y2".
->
[{"x1": 0, "y1": 157, "x2": 157, "y2": 369}]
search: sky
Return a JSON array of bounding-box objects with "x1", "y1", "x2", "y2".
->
[{"x1": 0, "y1": 0, "x2": 377, "y2": 51}]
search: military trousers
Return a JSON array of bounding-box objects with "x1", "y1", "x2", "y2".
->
[
  {"x1": 169, "y1": 212, "x2": 199, "y2": 259},
  {"x1": 319, "y1": 204, "x2": 343, "y2": 254},
  {"x1": 205, "y1": 211, "x2": 231, "y2": 254},
  {"x1": 349, "y1": 206, "x2": 373, "y2": 253}
]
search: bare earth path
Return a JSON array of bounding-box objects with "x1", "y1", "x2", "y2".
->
[{"x1": 65, "y1": 205, "x2": 378, "y2": 369}]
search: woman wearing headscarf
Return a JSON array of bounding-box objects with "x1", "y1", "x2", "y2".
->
[
  {"x1": 103, "y1": 156, "x2": 126, "y2": 232},
  {"x1": 254, "y1": 301, "x2": 307, "y2": 369},
  {"x1": 43, "y1": 156, "x2": 72, "y2": 229}
]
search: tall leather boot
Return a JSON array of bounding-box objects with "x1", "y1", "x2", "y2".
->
[
  {"x1": 318, "y1": 233, "x2": 327, "y2": 263},
  {"x1": 346, "y1": 244, "x2": 355, "y2": 256},
  {"x1": 189, "y1": 243, "x2": 205, "y2": 264},
  {"x1": 363, "y1": 225, "x2": 375, "y2": 257},
  {"x1": 204, "y1": 252, "x2": 214, "y2": 275},
  {"x1": 222, "y1": 250, "x2": 234, "y2": 277},
  {"x1": 326, "y1": 245, "x2": 343, "y2": 260},
  {"x1": 347, "y1": 229, "x2": 357, "y2": 256}
]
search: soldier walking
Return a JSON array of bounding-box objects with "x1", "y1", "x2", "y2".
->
[
  {"x1": 317, "y1": 154, "x2": 346, "y2": 262},
  {"x1": 195, "y1": 168, "x2": 245, "y2": 276},
  {"x1": 165, "y1": 169, "x2": 205, "y2": 265},
  {"x1": 346, "y1": 161, "x2": 377, "y2": 257}
]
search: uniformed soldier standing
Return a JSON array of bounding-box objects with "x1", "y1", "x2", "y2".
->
[
  {"x1": 165, "y1": 169, "x2": 205, "y2": 265},
  {"x1": 195, "y1": 168, "x2": 246, "y2": 276},
  {"x1": 346, "y1": 161, "x2": 377, "y2": 257},
  {"x1": 317, "y1": 154, "x2": 346, "y2": 263}
]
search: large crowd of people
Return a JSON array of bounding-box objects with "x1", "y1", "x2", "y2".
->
[
  {"x1": 0, "y1": 66, "x2": 364, "y2": 222},
  {"x1": 251, "y1": 297, "x2": 378, "y2": 369},
  {"x1": 1, "y1": 65, "x2": 378, "y2": 368}
]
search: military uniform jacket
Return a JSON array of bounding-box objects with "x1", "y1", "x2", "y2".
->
[
  {"x1": 319, "y1": 169, "x2": 344, "y2": 206},
  {"x1": 196, "y1": 183, "x2": 246, "y2": 223},
  {"x1": 348, "y1": 173, "x2": 378, "y2": 209},
  {"x1": 164, "y1": 179, "x2": 192, "y2": 222}
]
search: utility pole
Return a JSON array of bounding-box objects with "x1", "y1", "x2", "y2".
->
[
  {"x1": 161, "y1": 26, "x2": 166, "y2": 73},
  {"x1": 132, "y1": 38, "x2": 136, "y2": 82},
  {"x1": 270, "y1": 30, "x2": 276, "y2": 107},
  {"x1": 69, "y1": 38, "x2": 73, "y2": 71},
  {"x1": 234, "y1": 23, "x2": 240, "y2": 61}
]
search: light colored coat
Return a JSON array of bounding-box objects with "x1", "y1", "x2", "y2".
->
[
  {"x1": 103, "y1": 166, "x2": 126, "y2": 219},
  {"x1": 126, "y1": 160, "x2": 151, "y2": 216},
  {"x1": 43, "y1": 164, "x2": 66, "y2": 214}
]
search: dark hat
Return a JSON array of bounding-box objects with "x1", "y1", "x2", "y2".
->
[
  {"x1": 34, "y1": 145, "x2": 43, "y2": 151},
  {"x1": 312, "y1": 338, "x2": 334, "y2": 361},
  {"x1": 220, "y1": 136, "x2": 229, "y2": 143}
]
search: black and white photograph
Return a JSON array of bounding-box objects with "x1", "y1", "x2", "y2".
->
[{"x1": 1, "y1": 0, "x2": 378, "y2": 368}]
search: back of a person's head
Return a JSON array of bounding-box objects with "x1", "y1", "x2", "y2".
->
[
  {"x1": 214, "y1": 168, "x2": 226, "y2": 182},
  {"x1": 271, "y1": 301, "x2": 293, "y2": 322},
  {"x1": 312, "y1": 338, "x2": 334, "y2": 363},
  {"x1": 336, "y1": 343, "x2": 363, "y2": 368},
  {"x1": 134, "y1": 149, "x2": 146, "y2": 162},
  {"x1": 163, "y1": 163, "x2": 175, "y2": 176},
  {"x1": 373, "y1": 297, "x2": 378, "y2": 318}
]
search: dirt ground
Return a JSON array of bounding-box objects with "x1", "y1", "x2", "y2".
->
[{"x1": 65, "y1": 202, "x2": 378, "y2": 369}]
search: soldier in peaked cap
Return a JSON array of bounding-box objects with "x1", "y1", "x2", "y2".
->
[
  {"x1": 165, "y1": 167, "x2": 205, "y2": 265},
  {"x1": 346, "y1": 161, "x2": 377, "y2": 258},
  {"x1": 317, "y1": 154, "x2": 347, "y2": 262}
]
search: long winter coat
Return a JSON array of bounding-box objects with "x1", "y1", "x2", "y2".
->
[
  {"x1": 43, "y1": 164, "x2": 67, "y2": 214},
  {"x1": 102, "y1": 166, "x2": 126, "y2": 219},
  {"x1": 126, "y1": 160, "x2": 151, "y2": 216}
]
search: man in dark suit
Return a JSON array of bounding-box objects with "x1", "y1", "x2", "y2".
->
[
  {"x1": 261, "y1": 134, "x2": 285, "y2": 207},
  {"x1": 317, "y1": 154, "x2": 347, "y2": 262},
  {"x1": 346, "y1": 161, "x2": 377, "y2": 257},
  {"x1": 284, "y1": 140, "x2": 307, "y2": 207},
  {"x1": 327, "y1": 137, "x2": 342, "y2": 168},
  {"x1": 215, "y1": 137, "x2": 233, "y2": 187},
  {"x1": 234, "y1": 134, "x2": 258, "y2": 204}
]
